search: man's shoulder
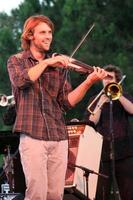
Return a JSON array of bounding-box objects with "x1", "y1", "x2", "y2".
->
[
  {"x1": 9, "y1": 50, "x2": 30, "y2": 60},
  {"x1": 8, "y1": 51, "x2": 25, "y2": 61},
  {"x1": 14, "y1": 51, "x2": 24, "y2": 59}
]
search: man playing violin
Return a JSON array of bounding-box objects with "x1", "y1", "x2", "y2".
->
[
  {"x1": 7, "y1": 15, "x2": 108, "y2": 200},
  {"x1": 85, "y1": 64, "x2": 133, "y2": 200}
]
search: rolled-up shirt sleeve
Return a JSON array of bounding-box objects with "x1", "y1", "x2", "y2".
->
[{"x1": 7, "y1": 55, "x2": 34, "y2": 89}]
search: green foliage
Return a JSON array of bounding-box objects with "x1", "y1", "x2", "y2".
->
[
  {"x1": 0, "y1": 19, "x2": 17, "y2": 96},
  {"x1": 0, "y1": 154, "x2": 4, "y2": 167},
  {"x1": 11, "y1": 0, "x2": 42, "y2": 23},
  {"x1": 0, "y1": 0, "x2": 133, "y2": 126}
]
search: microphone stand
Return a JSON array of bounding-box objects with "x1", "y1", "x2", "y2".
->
[
  {"x1": 109, "y1": 96, "x2": 121, "y2": 200},
  {"x1": 69, "y1": 163, "x2": 108, "y2": 200}
]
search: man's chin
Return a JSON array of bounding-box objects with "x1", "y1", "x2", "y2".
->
[
  {"x1": 40, "y1": 47, "x2": 50, "y2": 53},
  {"x1": 44, "y1": 44, "x2": 51, "y2": 50}
]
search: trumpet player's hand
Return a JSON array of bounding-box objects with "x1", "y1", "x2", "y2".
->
[
  {"x1": 99, "y1": 93, "x2": 109, "y2": 105},
  {"x1": 87, "y1": 67, "x2": 108, "y2": 84}
]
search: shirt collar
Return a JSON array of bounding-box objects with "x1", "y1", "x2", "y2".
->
[{"x1": 22, "y1": 49, "x2": 52, "y2": 61}]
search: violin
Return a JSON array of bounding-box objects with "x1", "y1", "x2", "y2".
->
[
  {"x1": 53, "y1": 53, "x2": 113, "y2": 79},
  {"x1": 52, "y1": 53, "x2": 94, "y2": 74}
]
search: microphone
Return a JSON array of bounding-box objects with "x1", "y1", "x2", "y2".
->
[
  {"x1": 69, "y1": 163, "x2": 94, "y2": 175},
  {"x1": 69, "y1": 163, "x2": 108, "y2": 179}
]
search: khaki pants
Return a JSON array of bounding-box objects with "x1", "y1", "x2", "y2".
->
[{"x1": 19, "y1": 134, "x2": 68, "y2": 200}]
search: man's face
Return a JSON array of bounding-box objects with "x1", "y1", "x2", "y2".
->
[
  {"x1": 103, "y1": 71, "x2": 116, "y2": 87},
  {"x1": 30, "y1": 22, "x2": 53, "y2": 52}
]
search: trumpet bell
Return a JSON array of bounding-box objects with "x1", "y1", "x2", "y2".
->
[
  {"x1": 104, "y1": 82, "x2": 122, "y2": 100},
  {"x1": 0, "y1": 95, "x2": 8, "y2": 107},
  {"x1": 87, "y1": 75, "x2": 126, "y2": 115},
  {"x1": 0, "y1": 94, "x2": 14, "y2": 107}
]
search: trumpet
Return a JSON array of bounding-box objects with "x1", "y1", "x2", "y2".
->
[
  {"x1": 0, "y1": 94, "x2": 15, "y2": 107},
  {"x1": 87, "y1": 75, "x2": 126, "y2": 115}
]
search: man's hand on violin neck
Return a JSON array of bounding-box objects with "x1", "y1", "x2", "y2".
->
[{"x1": 87, "y1": 67, "x2": 108, "y2": 83}]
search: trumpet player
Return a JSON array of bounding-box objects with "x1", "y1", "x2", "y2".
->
[
  {"x1": 84, "y1": 64, "x2": 133, "y2": 200},
  {"x1": 7, "y1": 15, "x2": 108, "y2": 200}
]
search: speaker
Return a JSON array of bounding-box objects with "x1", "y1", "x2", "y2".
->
[
  {"x1": 65, "y1": 132, "x2": 81, "y2": 186},
  {"x1": 65, "y1": 124, "x2": 85, "y2": 186},
  {"x1": 0, "y1": 193, "x2": 24, "y2": 200},
  {"x1": 65, "y1": 124, "x2": 103, "y2": 200}
]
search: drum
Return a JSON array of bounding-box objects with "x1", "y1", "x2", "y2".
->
[{"x1": 65, "y1": 125, "x2": 103, "y2": 200}]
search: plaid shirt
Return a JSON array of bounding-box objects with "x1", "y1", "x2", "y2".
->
[{"x1": 7, "y1": 50, "x2": 72, "y2": 141}]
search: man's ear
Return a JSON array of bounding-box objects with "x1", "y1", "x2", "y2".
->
[{"x1": 27, "y1": 32, "x2": 33, "y2": 40}]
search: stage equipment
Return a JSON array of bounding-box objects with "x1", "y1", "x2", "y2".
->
[
  {"x1": 65, "y1": 122, "x2": 103, "y2": 200},
  {"x1": 0, "y1": 193, "x2": 24, "y2": 200},
  {"x1": 0, "y1": 131, "x2": 26, "y2": 195},
  {"x1": 108, "y1": 93, "x2": 122, "y2": 200}
]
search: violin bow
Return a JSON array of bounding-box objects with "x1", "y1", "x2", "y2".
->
[{"x1": 70, "y1": 23, "x2": 95, "y2": 58}]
